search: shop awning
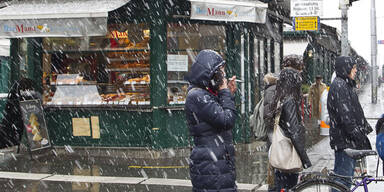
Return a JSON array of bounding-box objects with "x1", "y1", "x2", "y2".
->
[
  {"x1": 0, "y1": 0, "x2": 130, "y2": 38},
  {"x1": 189, "y1": 0, "x2": 268, "y2": 23}
]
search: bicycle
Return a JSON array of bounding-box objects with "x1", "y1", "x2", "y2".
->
[{"x1": 290, "y1": 148, "x2": 384, "y2": 192}]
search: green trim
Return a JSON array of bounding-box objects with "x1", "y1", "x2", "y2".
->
[
  {"x1": 0, "y1": 57, "x2": 9, "y2": 93},
  {"x1": 149, "y1": 0, "x2": 168, "y2": 149},
  {"x1": 27, "y1": 38, "x2": 43, "y2": 93},
  {"x1": 227, "y1": 24, "x2": 243, "y2": 143},
  {"x1": 10, "y1": 39, "x2": 20, "y2": 84},
  {"x1": 243, "y1": 29, "x2": 250, "y2": 143},
  {"x1": 249, "y1": 33, "x2": 256, "y2": 111}
]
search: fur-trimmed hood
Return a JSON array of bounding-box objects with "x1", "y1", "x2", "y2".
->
[{"x1": 263, "y1": 73, "x2": 278, "y2": 86}]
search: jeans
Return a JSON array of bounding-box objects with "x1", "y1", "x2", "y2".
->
[
  {"x1": 332, "y1": 150, "x2": 356, "y2": 192},
  {"x1": 273, "y1": 170, "x2": 298, "y2": 192}
]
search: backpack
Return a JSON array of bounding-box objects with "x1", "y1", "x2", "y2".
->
[
  {"x1": 376, "y1": 116, "x2": 384, "y2": 161},
  {"x1": 250, "y1": 97, "x2": 266, "y2": 141}
]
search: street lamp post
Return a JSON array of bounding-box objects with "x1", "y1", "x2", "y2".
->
[
  {"x1": 371, "y1": 0, "x2": 377, "y2": 103},
  {"x1": 340, "y1": 0, "x2": 349, "y2": 56}
]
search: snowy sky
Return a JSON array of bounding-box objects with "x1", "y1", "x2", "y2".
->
[{"x1": 321, "y1": 0, "x2": 384, "y2": 64}]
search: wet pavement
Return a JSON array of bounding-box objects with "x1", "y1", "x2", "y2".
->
[
  {"x1": 0, "y1": 143, "x2": 269, "y2": 191},
  {"x1": 298, "y1": 84, "x2": 384, "y2": 192}
]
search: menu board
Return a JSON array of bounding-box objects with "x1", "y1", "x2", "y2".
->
[{"x1": 20, "y1": 100, "x2": 51, "y2": 151}]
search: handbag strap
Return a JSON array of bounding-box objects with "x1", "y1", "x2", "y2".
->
[{"x1": 273, "y1": 101, "x2": 283, "y2": 132}]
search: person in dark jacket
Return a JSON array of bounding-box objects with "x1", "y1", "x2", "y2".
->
[
  {"x1": 269, "y1": 56, "x2": 312, "y2": 191},
  {"x1": 185, "y1": 50, "x2": 237, "y2": 192},
  {"x1": 263, "y1": 73, "x2": 278, "y2": 145},
  {"x1": 262, "y1": 73, "x2": 278, "y2": 191},
  {"x1": 0, "y1": 78, "x2": 40, "y2": 149},
  {"x1": 327, "y1": 56, "x2": 372, "y2": 190}
]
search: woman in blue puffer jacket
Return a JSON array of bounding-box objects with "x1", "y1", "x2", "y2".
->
[{"x1": 184, "y1": 50, "x2": 237, "y2": 192}]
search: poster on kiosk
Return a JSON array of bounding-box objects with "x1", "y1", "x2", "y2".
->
[{"x1": 20, "y1": 99, "x2": 51, "y2": 151}]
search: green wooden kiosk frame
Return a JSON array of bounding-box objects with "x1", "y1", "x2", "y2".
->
[{"x1": 4, "y1": 0, "x2": 284, "y2": 149}]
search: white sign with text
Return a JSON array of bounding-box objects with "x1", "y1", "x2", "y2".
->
[
  {"x1": 291, "y1": 0, "x2": 323, "y2": 17},
  {"x1": 190, "y1": 0, "x2": 267, "y2": 23},
  {"x1": 167, "y1": 55, "x2": 189, "y2": 72}
]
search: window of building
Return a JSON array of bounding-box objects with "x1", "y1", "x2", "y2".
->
[
  {"x1": 166, "y1": 23, "x2": 226, "y2": 105},
  {"x1": 42, "y1": 23, "x2": 150, "y2": 106}
]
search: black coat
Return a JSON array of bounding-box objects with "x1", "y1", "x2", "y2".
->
[
  {"x1": 279, "y1": 97, "x2": 312, "y2": 169},
  {"x1": 327, "y1": 56, "x2": 372, "y2": 151},
  {"x1": 0, "y1": 78, "x2": 40, "y2": 149},
  {"x1": 264, "y1": 84, "x2": 276, "y2": 132},
  {"x1": 185, "y1": 50, "x2": 237, "y2": 192}
]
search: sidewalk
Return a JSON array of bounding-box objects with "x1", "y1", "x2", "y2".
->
[
  {"x1": 256, "y1": 83, "x2": 384, "y2": 191},
  {"x1": 292, "y1": 84, "x2": 384, "y2": 192}
]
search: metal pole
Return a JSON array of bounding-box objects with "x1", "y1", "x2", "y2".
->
[
  {"x1": 341, "y1": 1, "x2": 349, "y2": 56},
  {"x1": 371, "y1": 0, "x2": 377, "y2": 103}
]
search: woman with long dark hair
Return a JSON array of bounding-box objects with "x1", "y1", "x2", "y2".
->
[{"x1": 269, "y1": 55, "x2": 312, "y2": 191}]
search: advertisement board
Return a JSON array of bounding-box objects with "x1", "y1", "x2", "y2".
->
[{"x1": 20, "y1": 99, "x2": 51, "y2": 151}]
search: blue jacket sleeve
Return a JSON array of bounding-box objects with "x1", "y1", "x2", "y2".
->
[{"x1": 191, "y1": 88, "x2": 237, "y2": 130}]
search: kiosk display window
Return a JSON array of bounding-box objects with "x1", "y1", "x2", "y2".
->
[{"x1": 42, "y1": 24, "x2": 150, "y2": 106}]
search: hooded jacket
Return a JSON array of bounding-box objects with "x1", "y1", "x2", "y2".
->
[
  {"x1": 275, "y1": 68, "x2": 312, "y2": 169},
  {"x1": 185, "y1": 50, "x2": 237, "y2": 192},
  {"x1": 327, "y1": 56, "x2": 372, "y2": 151}
]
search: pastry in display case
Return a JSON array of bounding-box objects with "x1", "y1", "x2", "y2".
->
[
  {"x1": 42, "y1": 24, "x2": 151, "y2": 107},
  {"x1": 167, "y1": 82, "x2": 188, "y2": 105},
  {"x1": 105, "y1": 48, "x2": 150, "y2": 105}
]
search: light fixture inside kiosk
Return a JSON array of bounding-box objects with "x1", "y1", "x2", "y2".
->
[{"x1": 42, "y1": 24, "x2": 151, "y2": 106}]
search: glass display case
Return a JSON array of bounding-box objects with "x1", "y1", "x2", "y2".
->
[
  {"x1": 166, "y1": 23, "x2": 227, "y2": 105},
  {"x1": 42, "y1": 24, "x2": 150, "y2": 107}
]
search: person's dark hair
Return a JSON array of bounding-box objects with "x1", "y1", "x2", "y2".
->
[
  {"x1": 282, "y1": 55, "x2": 304, "y2": 71},
  {"x1": 266, "y1": 61, "x2": 304, "y2": 122}
]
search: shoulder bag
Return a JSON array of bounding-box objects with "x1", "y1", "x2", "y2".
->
[{"x1": 268, "y1": 102, "x2": 303, "y2": 172}]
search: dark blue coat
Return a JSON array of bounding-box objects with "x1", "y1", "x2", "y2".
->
[{"x1": 185, "y1": 50, "x2": 237, "y2": 192}]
